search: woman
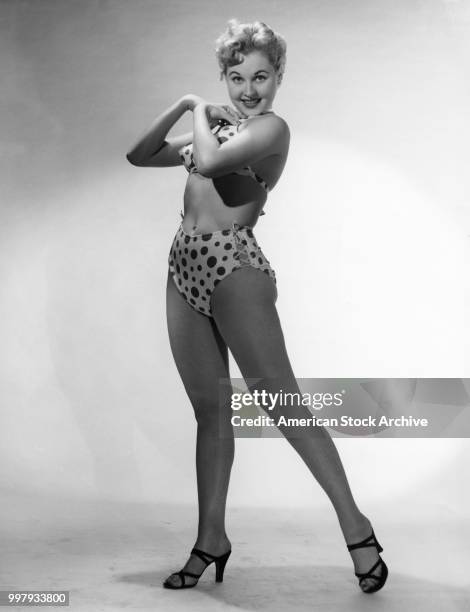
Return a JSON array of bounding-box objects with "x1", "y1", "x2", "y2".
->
[{"x1": 126, "y1": 19, "x2": 388, "y2": 594}]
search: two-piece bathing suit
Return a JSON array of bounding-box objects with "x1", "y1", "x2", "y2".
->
[{"x1": 168, "y1": 116, "x2": 277, "y2": 317}]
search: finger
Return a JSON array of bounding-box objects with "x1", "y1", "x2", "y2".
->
[
  {"x1": 222, "y1": 105, "x2": 237, "y2": 118},
  {"x1": 221, "y1": 107, "x2": 237, "y2": 124}
]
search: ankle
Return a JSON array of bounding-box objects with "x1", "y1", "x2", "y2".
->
[
  {"x1": 195, "y1": 535, "x2": 231, "y2": 553},
  {"x1": 340, "y1": 512, "x2": 372, "y2": 542}
]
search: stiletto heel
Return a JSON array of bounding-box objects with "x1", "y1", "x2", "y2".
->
[
  {"x1": 163, "y1": 547, "x2": 232, "y2": 589},
  {"x1": 215, "y1": 550, "x2": 231, "y2": 582},
  {"x1": 346, "y1": 528, "x2": 388, "y2": 593}
]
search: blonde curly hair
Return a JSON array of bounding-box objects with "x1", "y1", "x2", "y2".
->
[{"x1": 215, "y1": 19, "x2": 287, "y2": 81}]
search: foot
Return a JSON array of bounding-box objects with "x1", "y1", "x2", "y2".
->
[
  {"x1": 164, "y1": 535, "x2": 232, "y2": 588},
  {"x1": 344, "y1": 514, "x2": 385, "y2": 593}
]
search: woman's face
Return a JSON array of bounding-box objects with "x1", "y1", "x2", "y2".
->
[{"x1": 224, "y1": 50, "x2": 280, "y2": 118}]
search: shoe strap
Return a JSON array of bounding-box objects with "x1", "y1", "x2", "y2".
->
[
  {"x1": 180, "y1": 570, "x2": 202, "y2": 579},
  {"x1": 175, "y1": 570, "x2": 186, "y2": 587},
  {"x1": 347, "y1": 531, "x2": 382, "y2": 552},
  {"x1": 190, "y1": 547, "x2": 218, "y2": 564},
  {"x1": 355, "y1": 557, "x2": 384, "y2": 580},
  {"x1": 170, "y1": 569, "x2": 202, "y2": 587}
]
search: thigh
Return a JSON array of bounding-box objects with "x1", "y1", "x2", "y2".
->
[
  {"x1": 210, "y1": 267, "x2": 295, "y2": 380},
  {"x1": 166, "y1": 270, "x2": 231, "y2": 407}
]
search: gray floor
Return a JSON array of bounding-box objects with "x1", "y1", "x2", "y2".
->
[{"x1": 2, "y1": 487, "x2": 469, "y2": 611}]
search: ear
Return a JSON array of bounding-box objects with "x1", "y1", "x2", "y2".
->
[{"x1": 277, "y1": 72, "x2": 283, "y2": 85}]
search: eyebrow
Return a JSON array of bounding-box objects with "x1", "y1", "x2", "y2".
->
[{"x1": 228, "y1": 69, "x2": 269, "y2": 76}]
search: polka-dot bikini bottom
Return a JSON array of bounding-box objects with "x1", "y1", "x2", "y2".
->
[{"x1": 168, "y1": 219, "x2": 277, "y2": 317}]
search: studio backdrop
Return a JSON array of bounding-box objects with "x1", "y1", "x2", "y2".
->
[{"x1": 1, "y1": 0, "x2": 469, "y2": 514}]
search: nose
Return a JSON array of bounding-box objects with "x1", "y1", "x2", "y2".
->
[{"x1": 244, "y1": 81, "x2": 256, "y2": 97}]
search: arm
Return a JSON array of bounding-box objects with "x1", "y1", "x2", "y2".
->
[
  {"x1": 192, "y1": 103, "x2": 289, "y2": 178},
  {"x1": 126, "y1": 95, "x2": 197, "y2": 167}
]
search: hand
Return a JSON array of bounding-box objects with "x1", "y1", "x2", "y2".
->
[
  {"x1": 181, "y1": 94, "x2": 206, "y2": 112},
  {"x1": 205, "y1": 103, "x2": 239, "y2": 126}
]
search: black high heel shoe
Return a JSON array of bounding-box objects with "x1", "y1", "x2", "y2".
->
[
  {"x1": 163, "y1": 547, "x2": 232, "y2": 589},
  {"x1": 346, "y1": 528, "x2": 388, "y2": 593}
]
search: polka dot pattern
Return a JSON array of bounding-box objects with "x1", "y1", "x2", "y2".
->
[
  {"x1": 168, "y1": 222, "x2": 276, "y2": 317},
  {"x1": 178, "y1": 119, "x2": 270, "y2": 198}
]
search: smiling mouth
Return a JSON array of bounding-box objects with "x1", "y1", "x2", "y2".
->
[{"x1": 241, "y1": 98, "x2": 261, "y2": 106}]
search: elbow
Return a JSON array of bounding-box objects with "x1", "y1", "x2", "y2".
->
[
  {"x1": 126, "y1": 152, "x2": 145, "y2": 166},
  {"x1": 197, "y1": 165, "x2": 215, "y2": 178},
  {"x1": 196, "y1": 158, "x2": 219, "y2": 178}
]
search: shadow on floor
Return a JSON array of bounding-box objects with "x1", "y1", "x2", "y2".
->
[{"x1": 117, "y1": 563, "x2": 469, "y2": 612}]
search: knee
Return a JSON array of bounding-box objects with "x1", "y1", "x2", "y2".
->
[
  {"x1": 234, "y1": 349, "x2": 296, "y2": 384},
  {"x1": 189, "y1": 392, "x2": 230, "y2": 429}
]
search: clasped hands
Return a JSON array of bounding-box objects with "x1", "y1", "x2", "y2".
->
[{"x1": 182, "y1": 93, "x2": 241, "y2": 127}]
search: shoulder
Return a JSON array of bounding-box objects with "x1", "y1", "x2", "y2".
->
[
  {"x1": 240, "y1": 113, "x2": 290, "y2": 141},
  {"x1": 269, "y1": 113, "x2": 289, "y2": 132}
]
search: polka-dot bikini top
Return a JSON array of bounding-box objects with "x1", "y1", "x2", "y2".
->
[{"x1": 178, "y1": 118, "x2": 270, "y2": 214}]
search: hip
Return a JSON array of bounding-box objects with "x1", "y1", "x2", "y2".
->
[{"x1": 168, "y1": 220, "x2": 276, "y2": 281}]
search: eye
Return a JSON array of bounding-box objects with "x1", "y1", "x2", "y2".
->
[
  {"x1": 231, "y1": 76, "x2": 243, "y2": 84},
  {"x1": 255, "y1": 75, "x2": 267, "y2": 82}
]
